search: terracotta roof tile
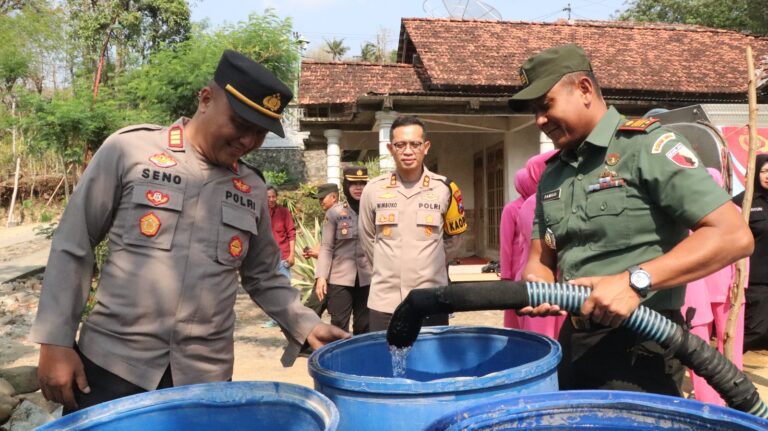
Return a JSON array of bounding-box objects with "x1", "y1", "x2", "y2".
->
[
  {"x1": 401, "y1": 18, "x2": 768, "y2": 93},
  {"x1": 299, "y1": 19, "x2": 768, "y2": 105},
  {"x1": 299, "y1": 61, "x2": 423, "y2": 105}
]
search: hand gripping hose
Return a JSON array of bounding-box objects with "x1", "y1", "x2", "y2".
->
[{"x1": 386, "y1": 280, "x2": 768, "y2": 418}]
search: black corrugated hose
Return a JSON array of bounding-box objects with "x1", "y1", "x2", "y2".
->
[{"x1": 386, "y1": 280, "x2": 768, "y2": 418}]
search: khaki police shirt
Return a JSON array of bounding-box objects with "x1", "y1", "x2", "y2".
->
[
  {"x1": 533, "y1": 107, "x2": 731, "y2": 310},
  {"x1": 359, "y1": 167, "x2": 466, "y2": 314},
  {"x1": 315, "y1": 202, "x2": 372, "y2": 287},
  {"x1": 30, "y1": 119, "x2": 320, "y2": 390}
]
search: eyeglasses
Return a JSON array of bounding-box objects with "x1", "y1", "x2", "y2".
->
[{"x1": 391, "y1": 141, "x2": 424, "y2": 152}]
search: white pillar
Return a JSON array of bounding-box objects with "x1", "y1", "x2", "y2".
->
[
  {"x1": 374, "y1": 111, "x2": 399, "y2": 173},
  {"x1": 539, "y1": 131, "x2": 554, "y2": 153},
  {"x1": 324, "y1": 129, "x2": 342, "y2": 185}
]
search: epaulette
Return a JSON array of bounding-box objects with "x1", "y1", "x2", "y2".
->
[
  {"x1": 116, "y1": 124, "x2": 163, "y2": 135},
  {"x1": 617, "y1": 118, "x2": 660, "y2": 133},
  {"x1": 239, "y1": 158, "x2": 265, "y2": 183}
]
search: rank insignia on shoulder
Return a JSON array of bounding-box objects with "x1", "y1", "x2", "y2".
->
[
  {"x1": 389, "y1": 174, "x2": 397, "y2": 187},
  {"x1": 145, "y1": 190, "x2": 170, "y2": 206},
  {"x1": 666, "y1": 143, "x2": 699, "y2": 169},
  {"x1": 605, "y1": 153, "x2": 620, "y2": 166},
  {"x1": 149, "y1": 153, "x2": 177, "y2": 168},
  {"x1": 618, "y1": 117, "x2": 659, "y2": 132},
  {"x1": 167, "y1": 125, "x2": 183, "y2": 150},
  {"x1": 229, "y1": 236, "x2": 244, "y2": 257},
  {"x1": 232, "y1": 178, "x2": 252, "y2": 193},
  {"x1": 651, "y1": 132, "x2": 676, "y2": 154},
  {"x1": 139, "y1": 212, "x2": 161, "y2": 237},
  {"x1": 422, "y1": 176, "x2": 431, "y2": 188}
]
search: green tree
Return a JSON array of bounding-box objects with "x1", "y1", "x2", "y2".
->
[
  {"x1": 360, "y1": 42, "x2": 377, "y2": 62},
  {"x1": 123, "y1": 10, "x2": 301, "y2": 125},
  {"x1": 324, "y1": 38, "x2": 349, "y2": 61},
  {"x1": 619, "y1": 0, "x2": 768, "y2": 35}
]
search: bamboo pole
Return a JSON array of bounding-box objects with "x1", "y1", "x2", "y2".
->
[{"x1": 724, "y1": 46, "x2": 759, "y2": 360}]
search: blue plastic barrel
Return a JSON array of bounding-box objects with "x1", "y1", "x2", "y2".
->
[
  {"x1": 426, "y1": 390, "x2": 768, "y2": 430},
  {"x1": 309, "y1": 326, "x2": 561, "y2": 431},
  {"x1": 37, "y1": 381, "x2": 339, "y2": 431}
]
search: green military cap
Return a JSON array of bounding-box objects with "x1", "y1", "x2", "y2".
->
[
  {"x1": 314, "y1": 183, "x2": 339, "y2": 199},
  {"x1": 510, "y1": 43, "x2": 593, "y2": 103},
  {"x1": 343, "y1": 166, "x2": 368, "y2": 182},
  {"x1": 214, "y1": 50, "x2": 294, "y2": 138}
]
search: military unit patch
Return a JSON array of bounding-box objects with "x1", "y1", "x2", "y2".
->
[
  {"x1": 544, "y1": 228, "x2": 556, "y2": 250},
  {"x1": 229, "y1": 236, "x2": 243, "y2": 257},
  {"x1": 666, "y1": 143, "x2": 699, "y2": 169},
  {"x1": 232, "y1": 178, "x2": 252, "y2": 193},
  {"x1": 605, "y1": 153, "x2": 620, "y2": 166},
  {"x1": 618, "y1": 118, "x2": 659, "y2": 132},
  {"x1": 139, "y1": 212, "x2": 161, "y2": 237},
  {"x1": 382, "y1": 226, "x2": 392, "y2": 237},
  {"x1": 145, "y1": 190, "x2": 170, "y2": 206},
  {"x1": 424, "y1": 226, "x2": 433, "y2": 237},
  {"x1": 149, "y1": 153, "x2": 177, "y2": 168},
  {"x1": 426, "y1": 214, "x2": 434, "y2": 224},
  {"x1": 651, "y1": 132, "x2": 676, "y2": 154}
]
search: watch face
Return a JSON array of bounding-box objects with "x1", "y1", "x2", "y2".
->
[{"x1": 630, "y1": 271, "x2": 650, "y2": 289}]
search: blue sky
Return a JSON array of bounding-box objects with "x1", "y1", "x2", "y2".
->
[{"x1": 190, "y1": 0, "x2": 630, "y2": 53}]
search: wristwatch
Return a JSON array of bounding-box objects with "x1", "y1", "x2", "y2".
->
[{"x1": 627, "y1": 265, "x2": 651, "y2": 298}]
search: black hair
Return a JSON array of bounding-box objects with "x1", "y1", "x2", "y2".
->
[{"x1": 390, "y1": 116, "x2": 427, "y2": 141}]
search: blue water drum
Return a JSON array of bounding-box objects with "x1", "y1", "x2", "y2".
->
[
  {"x1": 309, "y1": 326, "x2": 561, "y2": 431},
  {"x1": 426, "y1": 390, "x2": 768, "y2": 430},
  {"x1": 37, "y1": 381, "x2": 339, "y2": 431}
]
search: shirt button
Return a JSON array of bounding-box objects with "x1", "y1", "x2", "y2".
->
[
  {"x1": 576, "y1": 174, "x2": 584, "y2": 181},
  {"x1": 572, "y1": 208, "x2": 577, "y2": 214},
  {"x1": 600, "y1": 202, "x2": 607, "y2": 211}
]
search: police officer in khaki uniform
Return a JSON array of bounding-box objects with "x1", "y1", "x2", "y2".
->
[
  {"x1": 360, "y1": 116, "x2": 467, "y2": 332},
  {"x1": 30, "y1": 50, "x2": 349, "y2": 412},
  {"x1": 315, "y1": 168, "x2": 373, "y2": 334},
  {"x1": 513, "y1": 44, "x2": 753, "y2": 395}
]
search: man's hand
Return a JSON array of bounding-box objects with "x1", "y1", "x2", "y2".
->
[
  {"x1": 515, "y1": 274, "x2": 567, "y2": 317},
  {"x1": 315, "y1": 278, "x2": 328, "y2": 301},
  {"x1": 306, "y1": 323, "x2": 351, "y2": 349},
  {"x1": 38, "y1": 344, "x2": 90, "y2": 411},
  {"x1": 571, "y1": 272, "x2": 641, "y2": 328},
  {"x1": 286, "y1": 254, "x2": 295, "y2": 267},
  {"x1": 302, "y1": 245, "x2": 319, "y2": 260}
]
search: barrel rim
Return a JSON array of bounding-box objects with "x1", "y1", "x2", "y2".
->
[
  {"x1": 308, "y1": 326, "x2": 561, "y2": 394},
  {"x1": 36, "y1": 381, "x2": 340, "y2": 431},
  {"x1": 426, "y1": 390, "x2": 768, "y2": 430}
]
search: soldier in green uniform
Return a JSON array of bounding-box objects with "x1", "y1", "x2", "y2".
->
[{"x1": 513, "y1": 44, "x2": 753, "y2": 395}]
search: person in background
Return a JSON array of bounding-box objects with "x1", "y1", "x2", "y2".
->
[
  {"x1": 734, "y1": 153, "x2": 768, "y2": 352},
  {"x1": 683, "y1": 168, "x2": 745, "y2": 405},
  {"x1": 267, "y1": 185, "x2": 296, "y2": 279},
  {"x1": 359, "y1": 115, "x2": 467, "y2": 332},
  {"x1": 315, "y1": 168, "x2": 373, "y2": 334}
]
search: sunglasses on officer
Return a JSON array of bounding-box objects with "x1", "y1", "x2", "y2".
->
[{"x1": 391, "y1": 140, "x2": 425, "y2": 152}]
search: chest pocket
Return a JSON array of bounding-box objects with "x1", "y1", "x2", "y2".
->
[
  {"x1": 217, "y1": 204, "x2": 258, "y2": 267},
  {"x1": 585, "y1": 186, "x2": 629, "y2": 250},
  {"x1": 416, "y1": 210, "x2": 441, "y2": 240},
  {"x1": 123, "y1": 184, "x2": 184, "y2": 250},
  {"x1": 375, "y1": 209, "x2": 399, "y2": 241}
]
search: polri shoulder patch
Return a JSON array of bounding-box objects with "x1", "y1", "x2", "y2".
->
[{"x1": 618, "y1": 118, "x2": 660, "y2": 133}]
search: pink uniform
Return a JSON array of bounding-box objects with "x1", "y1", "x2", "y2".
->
[{"x1": 682, "y1": 168, "x2": 745, "y2": 406}]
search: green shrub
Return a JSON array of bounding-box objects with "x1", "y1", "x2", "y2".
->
[
  {"x1": 264, "y1": 169, "x2": 289, "y2": 186},
  {"x1": 291, "y1": 217, "x2": 321, "y2": 301}
]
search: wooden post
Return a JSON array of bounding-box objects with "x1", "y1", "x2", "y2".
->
[{"x1": 724, "y1": 46, "x2": 759, "y2": 360}]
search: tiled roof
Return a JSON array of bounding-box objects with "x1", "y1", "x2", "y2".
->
[
  {"x1": 299, "y1": 61, "x2": 423, "y2": 105},
  {"x1": 401, "y1": 18, "x2": 768, "y2": 93},
  {"x1": 300, "y1": 19, "x2": 768, "y2": 106}
]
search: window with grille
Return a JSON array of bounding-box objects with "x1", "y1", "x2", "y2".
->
[{"x1": 486, "y1": 145, "x2": 504, "y2": 249}]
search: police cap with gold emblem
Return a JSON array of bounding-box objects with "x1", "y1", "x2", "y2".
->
[
  {"x1": 509, "y1": 44, "x2": 593, "y2": 107},
  {"x1": 314, "y1": 183, "x2": 339, "y2": 199},
  {"x1": 214, "y1": 50, "x2": 293, "y2": 138},
  {"x1": 343, "y1": 166, "x2": 369, "y2": 182}
]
